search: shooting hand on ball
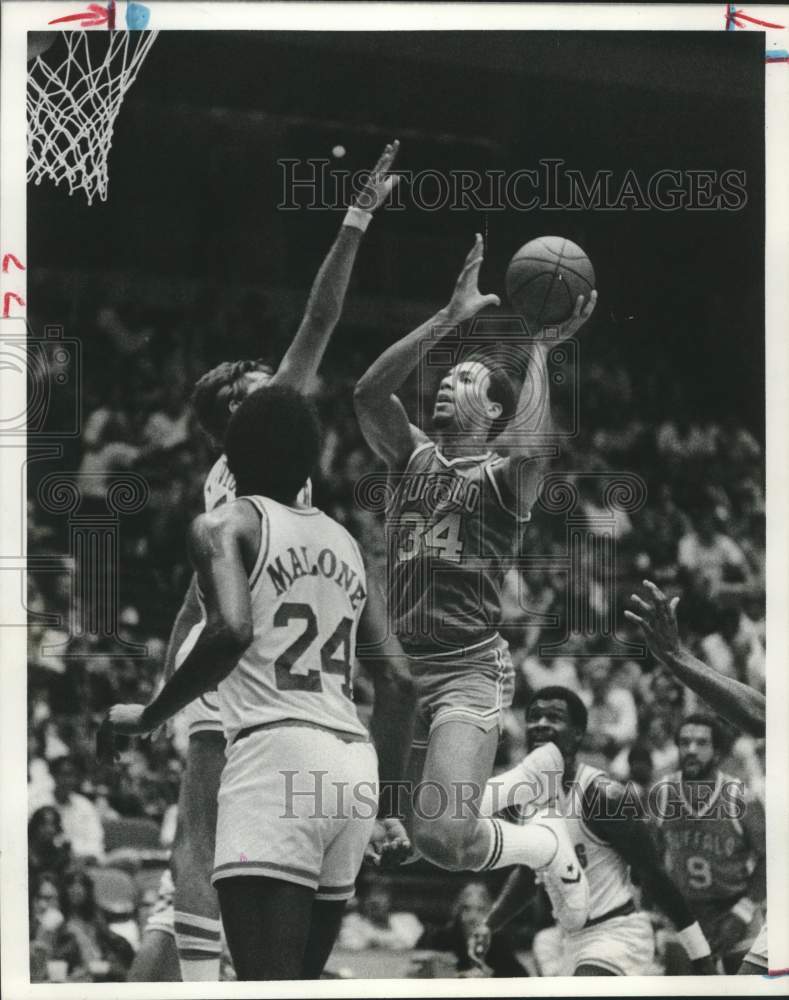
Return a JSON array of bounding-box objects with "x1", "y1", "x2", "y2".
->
[
  {"x1": 446, "y1": 234, "x2": 502, "y2": 323},
  {"x1": 542, "y1": 289, "x2": 598, "y2": 341},
  {"x1": 353, "y1": 139, "x2": 401, "y2": 213}
]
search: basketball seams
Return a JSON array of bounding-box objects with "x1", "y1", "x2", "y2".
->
[
  {"x1": 508, "y1": 256, "x2": 594, "y2": 287},
  {"x1": 506, "y1": 235, "x2": 594, "y2": 331}
]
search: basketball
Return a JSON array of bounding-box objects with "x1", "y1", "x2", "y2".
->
[{"x1": 505, "y1": 236, "x2": 595, "y2": 334}]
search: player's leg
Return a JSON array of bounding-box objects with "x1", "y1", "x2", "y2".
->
[
  {"x1": 305, "y1": 739, "x2": 380, "y2": 977},
  {"x1": 302, "y1": 900, "x2": 348, "y2": 978},
  {"x1": 216, "y1": 876, "x2": 314, "y2": 980},
  {"x1": 171, "y1": 728, "x2": 226, "y2": 981},
  {"x1": 127, "y1": 929, "x2": 181, "y2": 982},
  {"x1": 128, "y1": 868, "x2": 181, "y2": 982},
  {"x1": 412, "y1": 718, "x2": 501, "y2": 870},
  {"x1": 413, "y1": 642, "x2": 583, "y2": 892}
]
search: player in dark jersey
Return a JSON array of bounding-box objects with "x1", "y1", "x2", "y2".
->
[
  {"x1": 466, "y1": 687, "x2": 716, "y2": 976},
  {"x1": 355, "y1": 236, "x2": 598, "y2": 929},
  {"x1": 626, "y1": 580, "x2": 769, "y2": 974},
  {"x1": 138, "y1": 141, "x2": 401, "y2": 982},
  {"x1": 654, "y1": 713, "x2": 766, "y2": 973}
]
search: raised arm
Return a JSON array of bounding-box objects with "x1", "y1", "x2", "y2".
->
[
  {"x1": 626, "y1": 580, "x2": 765, "y2": 737},
  {"x1": 494, "y1": 290, "x2": 597, "y2": 518},
  {"x1": 272, "y1": 141, "x2": 400, "y2": 393},
  {"x1": 354, "y1": 234, "x2": 500, "y2": 469},
  {"x1": 103, "y1": 505, "x2": 258, "y2": 739}
]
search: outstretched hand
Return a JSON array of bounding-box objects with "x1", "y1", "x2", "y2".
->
[
  {"x1": 353, "y1": 140, "x2": 401, "y2": 213},
  {"x1": 446, "y1": 234, "x2": 501, "y2": 323},
  {"x1": 625, "y1": 580, "x2": 682, "y2": 663}
]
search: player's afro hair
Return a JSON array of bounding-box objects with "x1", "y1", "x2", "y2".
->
[
  {"x1": 191, "y1": 359, "x2": 275, "y2": 445},
  {"x1": 225, "y1": 385, "x2": 320, "y2": 503},
  {"x1": 527, "y1": 686, "x2": 589, "y2": 733}
]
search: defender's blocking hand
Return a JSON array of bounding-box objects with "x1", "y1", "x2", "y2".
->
[{"x1": 353, "y1": 140, "x2": 401, "y2": 213}]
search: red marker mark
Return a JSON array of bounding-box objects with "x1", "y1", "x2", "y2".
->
[
  {"x1": 2, "y1": 253, "x2": 25, "y2": 274},
  {"x1": 49, "y1": 4, "x2": 112, "y2": 27},
  {"x1": 2, "y1": 292, "x2": 26, "y2": 317},
  {"x1": 726, "y1": 7, "x2": 785, "y2": 30}
]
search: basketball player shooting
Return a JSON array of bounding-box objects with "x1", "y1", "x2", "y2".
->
[
  {"x1": 101, "y1": 385, "x2": 415, "y2": 980},
  {"x1": 354, "y1": 235, "x2": 598, "y2": 929},
  {"x1": 124, "y1": 140, "x2": 401, "y2": 983}
]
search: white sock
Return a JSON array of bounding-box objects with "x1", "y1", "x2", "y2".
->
[
  {"x1": 174, "y1": 910, "x2": 222, "y2": 982},
  {"x1": 475, "y1": 817, "x2": 557, "y2": 871}
]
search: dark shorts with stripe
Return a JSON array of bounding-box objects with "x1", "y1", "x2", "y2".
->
[{"x1": 407, "y1": 634, "x2": 515, "y2": 751}]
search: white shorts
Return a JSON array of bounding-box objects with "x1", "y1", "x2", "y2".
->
[
  {"x1": 212, "y1": 724, "x2": 378, "y2": 901},
  {"x1": 180, "y1": 690, "x2": 224, "y2": 737},
  {"x1": 744, "y1": 920, "x2": 768, "y2": 968},
  {"x1": 561, "y1": 911, "x2": 655, "y2": 976},
  {"x1": 144, "y1": 869, "x2": 175, "y2": 937}
]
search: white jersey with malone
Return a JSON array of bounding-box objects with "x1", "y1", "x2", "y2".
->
[
  {"x1": 174, "y1": 456, "x2": 312, "y2": 736},
  {"x1": 217, "y1": 495, "x2": 369, "y2": 743},
  {"x1": 524, "y1": 762, "x2": 635, "y2": 921},
  {"x1": 203, "y1": 454, "x2": 312, "y2": 512}
]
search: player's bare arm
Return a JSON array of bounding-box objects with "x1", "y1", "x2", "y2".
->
[
  {"x1": 355, "y1": 574, "x2": 415, "y2": 785},
  {"x1": 626, "y1": 580, "x2": 765, "y2": 737},
  {"x1": 102, "y1": 503, "x2": 260, "y2": 738},
  {"x1": 467, "y1": 866, "x2": 537, "y2": 966},
  {"x1": 354, "y1": 233, "x2": 499, "y2": 469},
  {"x1": 493, "y1": 289, "x2": 597, "y2": 518},
  {"x1": 582, "y1": 776, "x2": 715, "y2": 974},
  {"x1": 272, "y1": 140, "x2": 400, "y2": 392},
  {"x1": 161, "y1": 575, "x2": 201, "y2": 685}
]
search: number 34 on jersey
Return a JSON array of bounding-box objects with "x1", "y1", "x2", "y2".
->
[{"x1": 391, "y1": 511, "x2": 465, "y2": 563}]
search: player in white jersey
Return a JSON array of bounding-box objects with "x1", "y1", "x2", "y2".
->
[
  {"x1": 103, "y1": 385, "x2": 414, "y2": 980},
  {"x1": 134, "y1": 141, "x2": 401, "y2": 982},
  {"x1": 468, "y1": 686, "x2": 716, "y2": 976},
  {"x1": 626, "y1": 580, "x2": 768, "y2": 975}
]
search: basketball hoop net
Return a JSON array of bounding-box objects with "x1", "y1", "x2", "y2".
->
[{"x1": 27, "y1": 30, "x2": 158, "y2": 205}]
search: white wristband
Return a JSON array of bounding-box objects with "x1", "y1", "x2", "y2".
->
[
  {"x1": 731, "y1": 898, "x2": 757, "y2": 924},
  {"x1": 677, "y1": 921, "x2": 711, "y2": 961},
  {"x1": 343, "y1": 206, "x2": 373, "y2": 232}
]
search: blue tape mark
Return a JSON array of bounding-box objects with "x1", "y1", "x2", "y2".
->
[
  {"x1": 726, "y1": 3, "x2": 737, "y2": 31},
  {"x1": 126, "y1": 2, "x2": 150, "y2": 29},
  {"x1": 766, "y1": 49, "x2": 789, "y2": 61}
]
